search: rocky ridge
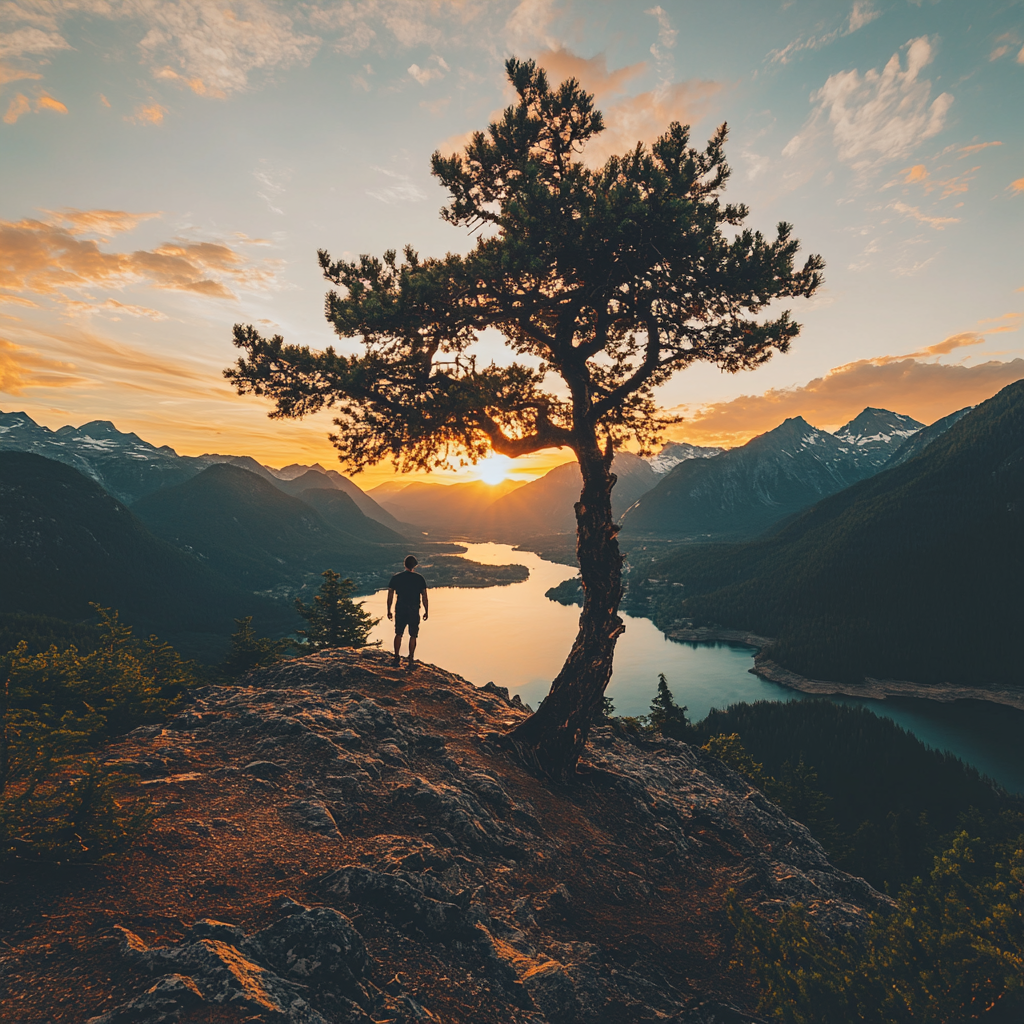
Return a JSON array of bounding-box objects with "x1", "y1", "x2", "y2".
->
[{"x1": 1, "y1": 649, "x2": 888, "y2": 1023}]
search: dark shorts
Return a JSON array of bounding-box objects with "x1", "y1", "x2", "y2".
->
[{"x1": 394, "y1": 608, "x2": 420, "y2": 637}]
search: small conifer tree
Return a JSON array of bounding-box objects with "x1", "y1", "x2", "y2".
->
[
  {"x1": 649, "y1": 673, "x2": 689, "y2": 737},
  {"x1": 295, "y1": 571, "x2": 379, "y2": 650},
  {"x1": 221, "y1": 616, "x2": 291, "y2": 678}
]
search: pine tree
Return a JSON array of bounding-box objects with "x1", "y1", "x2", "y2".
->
[
  {"x1": 294, "y1": 571, "x2": 379, "y2": 650},
  {"x1": 221, "y1": 616, "x2": 291, "y2": 678},
  {"x1": 649, "y1": 673, "x2": 689, "y2": 737},
  {"x1": 227, "y1": 57, "x2": 822, "y2": 778}
]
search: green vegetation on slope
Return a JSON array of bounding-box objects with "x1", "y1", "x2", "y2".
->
[
  {"x1": 646, "y1": 380, "x2": 1024, "y2": 687},
  {"x1": 1, "y1": 608, "x2": 201, "y2": 865}
]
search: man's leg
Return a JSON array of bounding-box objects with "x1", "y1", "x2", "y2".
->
[
  {"x1": 393, "y1": 624, "x2": 403, "y2": 665},
  {"x1": 407, "y1": 615, "x2": 419, "y2": 665}
]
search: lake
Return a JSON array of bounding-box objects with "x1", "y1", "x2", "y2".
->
[{"x1": 364, "y1": 543, "x2": 1024, "y2": 794}]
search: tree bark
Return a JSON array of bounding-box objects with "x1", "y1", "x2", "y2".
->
[{"x1": 505, "y1": 440, "x2": 624, "y2": 780}]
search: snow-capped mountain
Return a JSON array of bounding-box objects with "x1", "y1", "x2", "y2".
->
[
  {"x1": 645, "y1": 441, "x2": 725, "y2": 475},
  {"x1": 833, "y1": 408, "x2": 924, "y2": 470},
  {"x1": 0, "y1": 411, "x2": 396, "y2": 530},
  {"x1": 622, "y1": 407, "x2": 937, "y2": 541}
]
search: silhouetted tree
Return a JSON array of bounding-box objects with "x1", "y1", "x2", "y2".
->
[
  {"x1": 648, "y1": 672, "x2": 689, "y2": 737},
  {"x1": 295, "y1": 571, "x2": 378, "y2": 650},
  {"x1": 226, "y1": 57, "x2": 822, "y2": 779},
  {"x1": 221, "y1": 616, "x2": 291, "y2": 678}
]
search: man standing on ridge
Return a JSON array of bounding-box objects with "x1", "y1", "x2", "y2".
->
[{"x1": 387, "y1": 554, "x2": 428, "y2": 668}]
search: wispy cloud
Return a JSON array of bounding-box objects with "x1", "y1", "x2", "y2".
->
[
  {"x1": 785, "y1": 37, "x2": 953, "y2": 171},
  {"x1": 367, "y1": 168, "x2": 427, "y2": 204},
  {"x1": 768, "y1": 1, "x2": 881, "y2": 65},
  {"x1": 889, "y1": 200, "x2": 958, "y2": 230}
]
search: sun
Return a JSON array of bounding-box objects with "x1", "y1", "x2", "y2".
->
[{"x1": 476, "y1": 453, "x2": 512, "y2": 485}]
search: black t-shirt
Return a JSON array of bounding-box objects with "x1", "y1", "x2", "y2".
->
[{"x1": 389, "y1": 571, "x2": 427, "y2": 613}]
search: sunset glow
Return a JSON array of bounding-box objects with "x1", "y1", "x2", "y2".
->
[{"x1": 0, "y1": 1, "x2": 1020, "y2": 475}]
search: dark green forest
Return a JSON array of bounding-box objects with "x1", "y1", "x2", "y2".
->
[
  {"x1": 643, "y1": 380, "x2": 1024, "y2": 688},
  {"x1": 634, "y1": 680, "x2": 1024, "y2": 1022}
]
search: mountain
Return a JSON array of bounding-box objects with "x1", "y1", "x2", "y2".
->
[
  {"x1": 646, "y1": 441, "x2": 725, "y2": 475},
  {"x1": 481, "y1": 452, "x2": 659, "y2": 540},
  {"x1": 371, "y1": 478, "x2": 525, "y2": 537},
  {"x1": 884, "y1": 405, "x2": 972, "y2": 469},
  {"x1": 0, "y1": 412, "x2": 206, "y2": 503},
  {"x1": 132, "y1": 463, "x2": 401, "y2": 594},
  {"x1": 647, "y1": 379, "x2": 1024, "y2": 689},
  {"x1": 294, "y1": 487, "x2": 407, "y2": 544},
  {"x1": 833, "y1": 407, "x2": 923, "y2": 470},
  {"x1": 268, "y1": 462, "x2": 410, "y2": 533},
  {"x1": 0, "y1": 411, "x2": 401, "y2": 530},
  {"x1": 622, "y1": 415, "x2": 878, "y2": 540},
  {"x1": 0, "y1": 451, "x2": 290, "y2": 646}
]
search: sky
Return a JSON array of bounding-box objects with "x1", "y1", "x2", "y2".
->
[{"x1": 1, "y1": 0, "x2": 1021, "y2": 486}]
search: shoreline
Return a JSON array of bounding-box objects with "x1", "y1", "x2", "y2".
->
[{"x1": 663, "y1": 625, "x2": 1024, "y2": 714}]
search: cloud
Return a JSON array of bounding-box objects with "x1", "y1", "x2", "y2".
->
[
  {"x1": 955, "y1": 141, "x2": 1001, "y2": 157},
  {"x1": 408, "y1": 60, "x2": 444, "y2": 86},
  {"x1": 127, "y1": 102, "x2": 167, "y2": 126},
  {"x1": 789, "y1": 36, "x2": 953, "y2": 171},
  {"x1": 671, "y1": 355, "x2": 1024, "y2": 446},
  {"x1": 768, "y1": 1, "x2": 882, "y2": 65},
  {"x1": 1010, "y1": 177, "x2": 1024, "y2": 195},
  {"x1": 0, "y1": 62, "x2": 42, "y2": 87},
  {"x1": 45, "y1": 208, "x2": 161, "y2": 237},
  {"x1": 889, "y1": 200, "x2": 958, "y2": 230},
  {"x1": 367, "y1": 168, "x2": 426, "y2": 204},
  {"x1": 0, "y1": 211, "x2": 282, "y2": 303},
  {"x1": 0, "y1": 26, "x2": 70, "y2": 60},
  {"x1": 36, "y1": 93, "x2": 66, "y2": 113},
  {"x1": 3, "y1": 93, "x2": 30, "y2": 123},
  {"x1": 131, "y1": 0, "x2": 320, "y2": 95},
  {"x1": 531, "y1": 43, "x2": 720, "y2": 165},
  {"x1": 909, "y1": 332, "x2": 985, "y2": 356},
  {"x1": 154, "y1": 66, "x2": 226, "y2": 99},
  {"x1": 60, "y1": 298, "x2": 168, "y2": 321},
  {"x1": 976, "y1": 312, "x2": 1023, "y2": 335},
  {"x1": 0, "y1": 337, "x2": 83, "y2": 393}
]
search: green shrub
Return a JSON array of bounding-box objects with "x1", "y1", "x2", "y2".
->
[{"x1": 729, "y1": 830, "x2": 1024, "y2": 1023}]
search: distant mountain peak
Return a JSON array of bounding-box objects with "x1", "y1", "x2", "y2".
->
[
  {"x1": 834, "y1": 408, "x2": 923, "y2": 447},
  {"x1": 646, "y1": 440, "x2": 725, "y2": 475}
]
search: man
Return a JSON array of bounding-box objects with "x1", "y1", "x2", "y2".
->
[{"x1": 387, "y1": 554, "x2": 429, "y2": 668}]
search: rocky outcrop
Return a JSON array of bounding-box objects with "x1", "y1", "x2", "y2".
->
[{"x1": 0, "y1": 649, "x2": 889, "y2": 1023}]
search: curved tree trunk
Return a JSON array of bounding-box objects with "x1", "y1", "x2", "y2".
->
[{"x1": 505, "y1": 442, "x2": 625, "y2": 780}]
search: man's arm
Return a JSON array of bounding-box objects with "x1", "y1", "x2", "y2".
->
[
  {"x1": 387, "y1": 587, "x2": 395, "y2": 620},
  {"x1": 422, "y1": 586, "x2": 429, "y2": 620}
]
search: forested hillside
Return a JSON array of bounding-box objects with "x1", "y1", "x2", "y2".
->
[
  {"x1": 647, "y1": 380, "x2": 1024, "y2": 688},
  {"x1": 0, "y1": 452, "x2": 291, "y2": 644}
]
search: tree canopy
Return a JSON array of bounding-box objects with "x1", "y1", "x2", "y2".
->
[{"x1": 227, "y1": 56, "x2": 822, "y2": 778}]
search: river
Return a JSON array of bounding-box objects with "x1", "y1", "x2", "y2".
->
[{"x1": 363, "y1": 543, "x2": 1024, "y2": 794}]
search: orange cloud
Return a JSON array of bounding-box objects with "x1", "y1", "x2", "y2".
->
[
  {"x1": 670, "y1": 356, "x2": 1024, "y2": 447},
  {"x1": 100, "y1": 94, "x2": 111, "y2": 108},
  {"x1": 1010, "y1": 177, "x2": 1024, "y2": 194},
  {"x1": 977, "y1": 312, "x2": 1023, "y2": 334},
  {"x1": 128, "y1": 103, "x2": 167, "y2": 126},
  {"x1": 956, "y1": 141, "x2": 1001, "y2": 157},
  {"x1": 889, "y1": 200, "x2": 958, "y2": 230},
  {"x1": 908, "y1": 332, "x2": 985, "y2": 356},
  {"x1": 154, "y1": 66, "x2": 226, "y2": 99},
  {"x1": 0, "y1": 337, "x2": 83, "y2": 393},
  {"x1": 3, "y1": 93, "x2": 30, "y2": 124},
  {"x1": 535, "y1": 46, "x2": 720, "y2": 165},
  {"x1": 0, "y1": 63, "x2": 42, "y2": 87},
  {"x1": 901, "y1": 164, "x2": 928, "y2": 183},
  {"x1": 0, "y1": 212, "x2": 280, "y2": 302},
  {"x1": 45, "y1": 208, "x2": 161, "y2": 237},
  {"x1": 36, "y1": 94, "x2": 66, "y2": 114}
]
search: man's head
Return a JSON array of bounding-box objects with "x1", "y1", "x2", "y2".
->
[{"x1": 404, "y1": 555, "x2": 418, "y2": 569}]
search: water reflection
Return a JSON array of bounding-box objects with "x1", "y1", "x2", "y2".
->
[{"x1": 363, "y1": 543, "x2": 1024, "y2": 794}]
